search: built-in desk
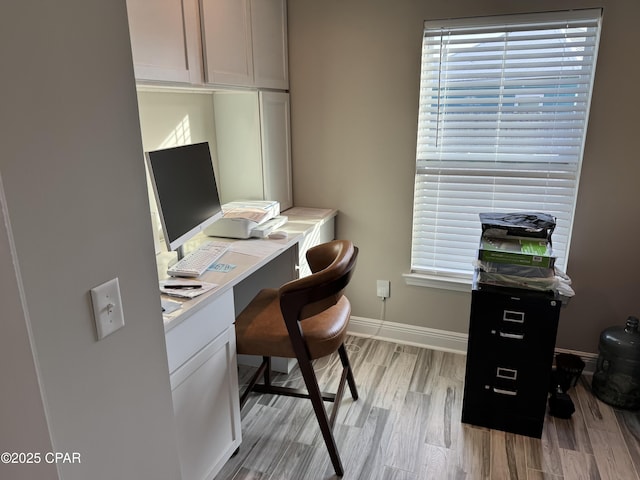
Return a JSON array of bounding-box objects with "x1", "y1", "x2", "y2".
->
[{"x1": 156, "y1": 208, "x2": 336, "y2": 480}]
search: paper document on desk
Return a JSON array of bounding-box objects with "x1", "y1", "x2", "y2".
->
[
  {"x1": 161, "y1": 298, "x2": 182, "y2": 314},
  {"x1": 160, "y1": 279, "x2": 218, "y2": 298},
  {"x1": 223, "y1": 207, "x2": 271, "y2": 223}
]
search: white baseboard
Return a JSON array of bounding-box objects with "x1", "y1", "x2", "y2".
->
[
  {"x1": 347, "y1": 316, "x2": 599, "y2": 374},
  {"x1": 347, "y1": 316, "x2": 469, "y2": 355}
]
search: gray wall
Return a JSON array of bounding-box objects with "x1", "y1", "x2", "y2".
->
[
  {"x1": 288, "y1": 0, "x2": 640, "y2": 353},
  {"x1": 0, "y1": 2, "x2": 181, "y2": 479},
  {"x1": 0, "y1": 180, "x2": 58, "y2": 480}
]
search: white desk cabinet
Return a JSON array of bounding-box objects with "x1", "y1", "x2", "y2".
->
[
  {"x1": 200, "y1": 0, "x2": 288, "y2": 89},
  {"x1": 126, "y1": 0, "x2": 202, "y2": 83},
  {"x1": 167, "y1": 289, "x2": 241, "y2": 480},
  {"x1": 214, "y1": 91, "x2": 292, "y2": 210},
  {"x1": 160, "y1": 238, "x2": 300, "y2": 479}
]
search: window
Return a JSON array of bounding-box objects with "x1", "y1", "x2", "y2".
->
[{"x1": 408, "y1": 9, "x2": 602, "y2": 289}]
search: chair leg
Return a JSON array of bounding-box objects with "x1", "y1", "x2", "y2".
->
[
  {"x1": 296, "y1": 351, "x2": 345, "y2": 477},
  {"x1": 239, "y1": 356, "x2": 269, "y2": 410},
  {"x1": 338, "y1": 344, "x2": 359, "y2": 400},
  {"x1": 263, "y1": 356, "x2": 272, "y2": 386}
]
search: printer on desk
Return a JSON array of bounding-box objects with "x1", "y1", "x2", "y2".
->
[{"x1": 203, "y1": 200, "x2": 288, "y2": 239}]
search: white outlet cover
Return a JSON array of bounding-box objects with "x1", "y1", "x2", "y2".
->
[
  {"x1": 90, "y1": 277, "x2": 125, "y2": 340},
  {"x1": 377, "y1": 280, "x2": 390, "y2": 298}
]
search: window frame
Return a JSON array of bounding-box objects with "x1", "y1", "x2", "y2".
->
[{"x1": 407, "y1": 9, "x2": 603, "y2": 291}]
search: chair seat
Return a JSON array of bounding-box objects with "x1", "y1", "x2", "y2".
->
[{"x1": 236, "y1": 288, "x2": 352, "y2": 360}]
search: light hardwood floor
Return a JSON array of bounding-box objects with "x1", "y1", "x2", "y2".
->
[{"x1": 215, "y1": 336, "x2": 640, "y2": 480}]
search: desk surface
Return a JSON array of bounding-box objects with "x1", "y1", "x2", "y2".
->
[
  {"x1": 158, "y1": 207, "x2": 337, "y2": 332},
  {"x1": 159, "y1": 234, "x2": 301, "y2": 332}
]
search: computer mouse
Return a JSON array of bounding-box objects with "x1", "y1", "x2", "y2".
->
[{"x1": 268, "y1": 230, "x2": 288, "y2": 240}]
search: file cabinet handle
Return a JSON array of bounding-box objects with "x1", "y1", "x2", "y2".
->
[
  {"x1": 499, "y1": 331, "x2": 524, "y2": 340},
  {"x1": 493, "y1": 387, "x2": 517, "y2": 396},
  {"x1": 496, "y1": 367, "x2": 518, "y2": 380},
  {"x1": 503, "y1": 310, "x2": 525, "y2": 323}
]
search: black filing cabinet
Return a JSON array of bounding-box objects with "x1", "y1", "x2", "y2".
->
[{"x1": 462, "y1": 284, "x2": 561, "y2": 438}]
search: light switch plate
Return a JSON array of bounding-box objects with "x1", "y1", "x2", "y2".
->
[{"x1": 90, "y1": 277, "x2": 125, "y2": 340}]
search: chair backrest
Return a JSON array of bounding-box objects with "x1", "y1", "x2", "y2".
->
[{"x1": 279, "y1": 240, "x2": 358, "y2": 326}]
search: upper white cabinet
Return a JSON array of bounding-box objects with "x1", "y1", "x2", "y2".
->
[
  {"x1": 128, "y1": 0, "x2": 288, "y2": 89},
  {"x1": 200, "y1": 0, "x2": 289, "y2": 89},
  {"x1": 200, "y1": 0, "x2": 253, "y2": 87},
  {"x1": 126, "y1": 0, "x2": 203, "y2": 84},
  {"x1": 214, "y1": 91, "x2": 292, "y2": 209},
  {"x1": 249, "y1": 0, "x2": 289, "y2": 89}
]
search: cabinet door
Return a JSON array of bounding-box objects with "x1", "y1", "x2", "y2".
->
[
  {"x1": 259, "y1": 91, "x2": 293, "y2": 210},
  {"x1": 170, "y1": 325, "x2": 241, "y2": 480},
  {"x1": 251, "y1": 0, "x2": 289, "y2": 89},
  {"x1": 126, "y1": 0, "x2": 201, "y2": 83},
  {"x1": 200, "y1": 0, "x2": 254, "y2": 87}
]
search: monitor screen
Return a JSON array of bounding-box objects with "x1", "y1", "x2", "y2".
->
[{"x1": 145, "y1": 142, "x2": 223, "y2": 252}]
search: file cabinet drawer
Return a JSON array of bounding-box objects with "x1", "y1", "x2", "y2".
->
[{"x1": 469, "y1": 288, "x2": 560, "y2": 348}]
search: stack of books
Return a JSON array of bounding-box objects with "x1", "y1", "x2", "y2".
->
[{"x1": 475, "y1": 212, "x2": 573, "y2": 298}]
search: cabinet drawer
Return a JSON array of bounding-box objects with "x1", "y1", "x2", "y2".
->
[
  {"x1": 165, "y1": 289, "x2": 235, "y2": 374},
  {"x1": 469, "y1": 289, "x2": 560, "y2": 349},
  {"x1": 464, "y1": 360, "x2": 550, "y2": 412},
  {"x1": 467, "y1": 325, "x2": 557, "y2": 367}
]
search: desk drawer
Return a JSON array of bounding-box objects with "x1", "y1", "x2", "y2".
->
[{"x1": 166, "y1": 289, "x2": 235, "y2": 374}]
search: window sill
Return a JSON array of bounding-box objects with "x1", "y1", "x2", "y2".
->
[{"x1": 403, "y1": 272, "x2": 472, "y2": 293}]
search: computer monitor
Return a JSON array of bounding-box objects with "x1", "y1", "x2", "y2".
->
[{"x1": 145, "y1": 142, "x2": 223, "y2": 255}]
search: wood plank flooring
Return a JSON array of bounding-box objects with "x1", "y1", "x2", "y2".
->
[{"x1": 215, "y1": 336, "x2": 640, "y2": 480}]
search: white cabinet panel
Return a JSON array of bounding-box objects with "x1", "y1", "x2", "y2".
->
[
  {"x1": 165, "y1": 288, "x2": 234, "y2": 374},
  {"x1": 200, "y1": 0, "x2": 254, "y2": 87},
  {"x1": 200, "y1": 0, "x2": 288, "y2": 88},
  {"x1": 128, "y1": 0, "x2": 287, "y2": 89},
  {"x1": 170, "y1": 325, "x2": 241, "y2": 480},
  {"x1": 127, "y1": 0, "x2": 202, "y2": 83},
  {"x1": 251, "y1": 0, "x2": 289, "y2": 89}
]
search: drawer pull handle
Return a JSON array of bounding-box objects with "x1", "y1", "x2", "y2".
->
[
  {"x1": 503, "y1": 310, "x2": 525, "y2": 323},
  {"x1": 499, "y1": 332, "x2": 524, "y2": 340},
  {"x1": 496, "y1": 367, "x2": 518, "y2": 380},
  {"x1": 493, "y1": 387, "x2": 517, "y2": 396}
]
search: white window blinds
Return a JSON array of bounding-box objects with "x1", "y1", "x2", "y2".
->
[{"x1": 411, "y1": 9, "x2": 602, "y2": 280}]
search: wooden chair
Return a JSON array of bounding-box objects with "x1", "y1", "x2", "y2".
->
[{"x1": 234, "y1": 239, "x2": 359, "y2": 476}]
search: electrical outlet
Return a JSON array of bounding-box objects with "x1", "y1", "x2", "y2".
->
[
  {"x1": 90, "y1": 277, "x2": 125, "y2": 340},
  {"x1": 377, "y1": 280, "x2": 390, "y2": 299}
]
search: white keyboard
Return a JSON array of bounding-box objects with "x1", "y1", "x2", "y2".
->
[{"x1": 167, "y1": 241, "x2": 230, "y2": 277}]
